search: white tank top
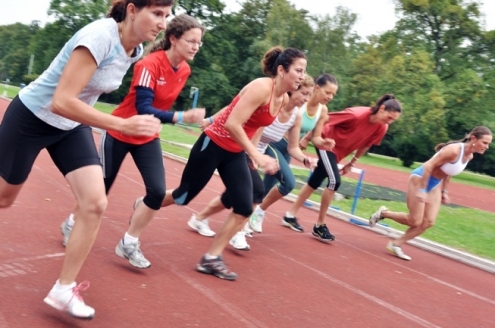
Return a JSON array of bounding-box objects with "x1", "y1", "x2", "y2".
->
[
  {"x1": 439, "y1": 143, "x2": 469, "y2": 176},
  {"x1": 257, "y1": 108, "x2": 299, "y2": 153}
]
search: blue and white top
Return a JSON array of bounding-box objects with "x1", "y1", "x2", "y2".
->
[
  {"x1": 19, "y1": 18, "x2": 143, "y2": 130},
  {"x1": 257, "y1": 108, "x2": 299, "y2": 153}
]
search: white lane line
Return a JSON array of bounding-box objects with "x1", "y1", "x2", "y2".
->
[{"x1": 266, "y1": 247, "x2": 441, "y2": 328}]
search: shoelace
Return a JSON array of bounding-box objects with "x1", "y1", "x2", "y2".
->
[{"x1": 71, "y1": 281, "x2": 90, "y2": 303}]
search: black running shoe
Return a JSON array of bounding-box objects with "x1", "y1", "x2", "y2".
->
[
  {"x1": 312, "y1": 224, "x2": 335, "y2": 243},
  {"x1": 282, "y1": 216, "x2": 304, "y2": 232},
  {"x1": 196, "y1": 255, "x2": 238, "y2": 281}
]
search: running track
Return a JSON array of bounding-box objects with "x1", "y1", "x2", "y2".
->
[{"x1": 0, "y1": 98, "x2": 494, "y2": 327}]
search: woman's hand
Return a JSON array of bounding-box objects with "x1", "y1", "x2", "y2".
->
[
  {"x1": 183, "y1": 108, "x2": 206, "y2": 125},
  {"x1": 441, "y1": 192, "x2": 450, "y2": 205},
  {"x1": 199, "y1": 117, "x2": 212, "y2": 131},
  {"x1": 320, "y1": 138, "x2": 335, "y2": 151},
  {"x1": 339, "y1": 163, "x2": 353, "y2": 175},
  {"x1": 123, "y1": 114, "x2": 161, "y2": 136},
  {"x1": 299, "y1": 137, "x2": 309, "y2": 150},
  {"x1": 257, "y1": 154, "x2": 279, "y2": 175}
]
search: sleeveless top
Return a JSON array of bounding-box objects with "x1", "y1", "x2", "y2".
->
[
  {"x1": 299, "y1": 102, "x2": 322, "y2": 137},
  {"x1": 205, "y1": 80, "x2": 283, "y2": 152},
  {"x1": 257, "y1": 107, "x2": 299, "y2": 153},
  {"x1": 439, "y1": 143, "x2": 469, "y2": 176}
]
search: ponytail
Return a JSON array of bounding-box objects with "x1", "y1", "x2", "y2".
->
[{"x1": 371, "y1": 93, "x2": 402, "y2": 114}]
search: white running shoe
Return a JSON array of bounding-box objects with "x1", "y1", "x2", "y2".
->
[
  {"x1": 44, "y1": 281, "x2": 95, "y2": 319},
  {"x1": 369, "y1": 206, "x2": 387, "y2": 228},
  {"x1": 60, "y1": 214, "x2": 74, "y2": 247},
  {"x1": 229, "y1": 231, "x2": 250, "y2": 251},
  {"x1": 115, "y1": 239, "x2": 151, "y2": 268},
  {"x1": 249, "y1": 209, "x2": 266, "y2": 233},
  {"x1": 242, "y1": 221, "x2": 254, "y2": 238},
  {"x1": 387, "y1": 241, "x2": 412, "y2": 261},
  {"x1": 187, "y1": 214, "x2": 216, "y2": 237}
]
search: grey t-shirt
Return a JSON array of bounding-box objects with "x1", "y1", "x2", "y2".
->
[{"x1": 19, "y1": 18, "x2": 143, "y2": 130}]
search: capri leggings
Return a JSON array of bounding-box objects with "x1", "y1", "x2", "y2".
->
[
  {"x1": 172, "y1": 133, "x2": 254, "y2": 217},
  {"x1": 221, "y1": 157, "x2": 264, "y2": 209},
  {"x1": 99, "y1": 132, "x2": 165, "y2": 210},
  {"x1": 307, "y1": 148, "x2": 341, "y2": 191},
  {"x1": 0, "y1": 96, "x2": 100, "y2": 185},
  {"x1": 262, "y1": 138, "x2": 296, "y2": 196}
]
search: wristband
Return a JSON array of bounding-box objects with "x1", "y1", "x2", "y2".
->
[
  {"x1": 352, "y1": 156, "x2": 359, "y2": 161},
  {"x1": 177, "y1": 111, "x2": 183, "y2": 124},
  {"x1": 303, "y1": 157, "x2": 308, "y2": 166},
  {"x1": 208, "y1": 116, "x2": 214, "y2": 124},
  {"x1": 418, "y1": 188, "x2": 427, "y2": 193}
]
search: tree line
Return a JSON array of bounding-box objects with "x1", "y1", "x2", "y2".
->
[{"x1": 1, "y1": 0, "x2": 495, "y2": 175}]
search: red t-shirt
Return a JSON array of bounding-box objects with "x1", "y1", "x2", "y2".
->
[
  {"x1": 205, "y1": 94, "x2": 281, "y2": 153},
  {"x1": 322, "y1": 107, "x2": 388, "y2": 162},
  {"x1": 107, "y1": 50, "x2": 190, "y2": 145}
]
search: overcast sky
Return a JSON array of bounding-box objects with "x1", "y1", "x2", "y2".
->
[{"x1": 2, "y1": 0, "x2": 495, "y2": 37}]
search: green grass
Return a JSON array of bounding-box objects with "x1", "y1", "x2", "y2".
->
[{"x1": 0, "y1": 84, "x2": 21, "y2": 98}]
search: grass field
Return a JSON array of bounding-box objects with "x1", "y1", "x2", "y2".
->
[{"x1": 2, "y1": 87, "x2": 494, "y2": 260}]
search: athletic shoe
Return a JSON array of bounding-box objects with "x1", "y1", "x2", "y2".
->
[
  {"x1": 229, "y1": 231, "x2": 250, "y2": 250},
  {"x1": 115, "y1": 239, "x2": 151, "y2": 269},
  {"x1": 187, "y1": 214, "x2": 216, "y2": 237},
  {"x1": 369, "y1": 206, "x2": 387, "y2": 228},
  {"x1": 242, "y1": 221, "x2": 253, "y2": 238},
  {"x1": 282, "y1": 216, "x2": 304, "y2": 232},
  {"x1": 249, "y1": 210, "x2": 266, "y2": 233},
  {"x1": 387, "y1": 241, "x2": 412, "y2": 261},
  {"x1": 196, "y1": 255, "x2": 238, "y2": 280},
  {"x1": 60, "y1": 214, "x2": 74, "y2": 247},
  {"x1": 44, "y1": 281, "x2": 95, "y2": 319},
  {"x1": 312, "y1": 224, "x2": 335, "y2": 243}
]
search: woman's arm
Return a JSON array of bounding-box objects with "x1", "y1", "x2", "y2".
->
[
  {"x1": 418, "y1": 145, "x2": 458, "y2": 201},
  {"x1": 441, "y1": 176, "x2": 451, "y2": 204},
  {"x1": 311, "y1": 105, "x2": 335, "y2": 151},
  {"x1": 287, "y1": 114, "x2": 316, "y2": 169},
  {"x1": 52, "y1": 47, "x2": 160, "y2": 136}
]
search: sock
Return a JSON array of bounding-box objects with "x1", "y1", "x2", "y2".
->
[
  {"x1": 123, "y1": 232, "x2": 139, "y2": 245},
  {"x1": 204, "y1": 253, "x2": 218, "y2": 260},
  {"x1": 54, "y1": 279, "x2": 75, "y2": 291},
  {"x1": 254, "y1": 205, "x2": 264, "y2": 214},
  {"x1": 315, "y1": 224, "x2": 321, "y2": 228},
  {"x1": 285, "y1": 211, "x2": 295, "y2": 219},
  {"x1": 67, "y1": 213, "x2": 75, "y2": 227}
]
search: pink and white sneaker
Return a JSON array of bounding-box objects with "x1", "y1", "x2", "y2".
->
[{"x1": 44, "y1": 280, "x2": 95, "y2": 319}]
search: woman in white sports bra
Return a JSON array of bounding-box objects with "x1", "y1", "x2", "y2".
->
[{"x1": 369, "y1": 126, "x2": 492, "y2": 261}]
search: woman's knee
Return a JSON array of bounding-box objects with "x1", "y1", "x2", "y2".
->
[
  {"x1": 144, "y1": 185, "x2": 166, "y2": 210},
  {"x1": 279, "y1": 175, "x2": 295, "y2": 196},
  {"x1": 79, "y1": 196, "x2": 108, "y2": 217}
]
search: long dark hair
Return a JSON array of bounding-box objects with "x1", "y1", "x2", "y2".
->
[
  {"x1": 435, "y1": 126, "x2": 492, "y2": 151},
  {"x1": 107, "y1": 0, "x2": 175, "y2": 22},
  {"x1": 371, "y1": 94, "x2": 402, "y2": 114},
  {"x1": 261, "y1": 46, "x2": 306, "y2": 77}
]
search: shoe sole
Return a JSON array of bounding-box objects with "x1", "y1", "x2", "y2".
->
[
  {"x1": 44, "y1": 296, "x2": 95, "y2": 320},
  {"x1": 187, "y1": 220, "x2": 216, "y2": 237},
  {"x1": 386, "y1": 246, "x2": 411, "y2": 261},
  {"x1": 115, "y1": 245, "x2": 151, "y2": 269},
  {"x1": 311, "y1": 232, "x2": 335, "y2": 243},
  {"x1": 196, "y1": 265, "x2": 237, "y2": 281},
  {"x1": 281, "y1": 220, "x2": 303, "y2": 232}
]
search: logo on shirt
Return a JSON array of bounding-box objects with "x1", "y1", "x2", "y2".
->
[{"x1": 157, "y1": 76, "x2": 166, "y2": 86}]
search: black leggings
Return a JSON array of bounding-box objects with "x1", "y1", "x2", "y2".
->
[
  {"x1": 307, "y1": 148, "x2": 341, "y2": 191},
  {"x1": 100, "y1": 132, "x2": 165, "y2": 210},
  {"x1": 221, "y1": 157, "x2": 264, "y2": 209},
  {"x1": 172, "y1": 133, "x2": 254, "y2": 217}
]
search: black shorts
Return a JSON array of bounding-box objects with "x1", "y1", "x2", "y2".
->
[{"x1": 0, "y1": 96, "x2": 101, "y2": 184}]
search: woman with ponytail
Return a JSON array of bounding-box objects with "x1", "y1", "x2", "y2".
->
[
  {"x1": 283, "y1": 94, "x2": 402, "y2": 243},
  {"x1": 60, "y1": 13, "x2": 205, "y2": 270},
  {"x1": 369, "y1": 126, "x2": 492, "y2": 261},
  {"x1": 158, "y1": 46, "x2": 307, "y2": 280},
  {"x1": 0, "y1": 0, "x2": 174, "y2": 319}
]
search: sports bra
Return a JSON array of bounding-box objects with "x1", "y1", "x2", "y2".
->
[
  {"x1": 299, "y1": 102, "x2": 322, "y2": 137},
  {"x1": 439, "y1": 143, "x2": 469, "y2": 176}
]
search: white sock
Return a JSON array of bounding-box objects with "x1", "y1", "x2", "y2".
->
[
  {"x1": 204, "y1": 253, "x2": 218, "y2": 260},
  {"x1": 67, "y1": 213, "x2": 75, "y2": 226},
  {"x1": 254, "y1": 205, "x2": 264, "y2": 214},
  {"x1": 123, "y1": 232, "x2": 139, "y2": 245},
  {"x1": 54, "y1": 279, "x2": 75, "y2": 291},
  {"x1": 285, "y1": 211, "x2": 295, "y2": 218}
]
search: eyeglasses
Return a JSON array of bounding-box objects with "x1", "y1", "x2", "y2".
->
[{"x1": 182, "y1": 39, "x2": 203, "y2": 47}]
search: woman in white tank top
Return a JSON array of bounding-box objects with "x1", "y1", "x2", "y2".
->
[{"x1": 369, "y1": 126, "x2": 492, "y2": 261}]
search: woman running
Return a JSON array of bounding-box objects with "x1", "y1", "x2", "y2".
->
[
  {"x1": 369, "y1": 126, "x2": 492, "y2": 260},
  {"x1": 0, "y1": 0, "x2": 173, "y2": 319}
]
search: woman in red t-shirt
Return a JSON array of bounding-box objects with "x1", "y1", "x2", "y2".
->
[
  {"x1": 284, "y1": 94, "x2": 402, "y2": 242},
  {"x1": 159, "y1": 46, "x2": 308, "y2": 280},
  {"x1": 60, "y1": 14, "x2": 205, "y2": 270}
]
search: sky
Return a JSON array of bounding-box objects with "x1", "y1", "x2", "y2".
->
[{"x1": 2, "y1": 0, "x2": 495, "y2": 37}]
